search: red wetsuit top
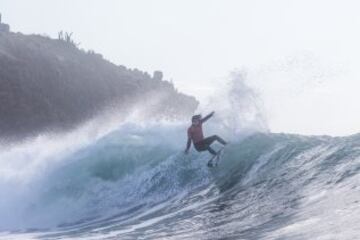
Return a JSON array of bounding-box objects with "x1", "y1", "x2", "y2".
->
[{"x1": 188, "y1": 124, "x2": 204, "y2": 144}]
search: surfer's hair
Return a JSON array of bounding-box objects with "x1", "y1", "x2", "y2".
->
[{"x1": 192, "y1": 114, "x2": 201, "y2": 122}]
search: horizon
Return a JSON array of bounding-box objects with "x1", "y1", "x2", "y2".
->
[{"x1": 2, "y1": 0, "x2": 360, "y2": 136}]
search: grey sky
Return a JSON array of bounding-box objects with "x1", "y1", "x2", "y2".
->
[{"x1": 2, "y1": 0, "x2": 360, "y2": 135}]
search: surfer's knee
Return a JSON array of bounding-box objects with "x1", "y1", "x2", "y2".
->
[
  {"x1": 209, "y1": 135, "x2": 218, "y2": 141},
  {"x1": 215, "y1": 135, "x2": 227, "y2": 145}
]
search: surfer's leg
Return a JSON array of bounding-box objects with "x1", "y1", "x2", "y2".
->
[
  {"x1": 202, "y1": 136, "x2": 217, "y2": 145},
  {"x1": 207, "y1": 146, "x2": 217, "y2": 156},
  {"x1": 195, "y1": 140, "x2": 216, "y2": 155},
  {"x1": 214, "y1": 135, "x2": 227, "y2": 145},
  {"x1": 194, "y1": 141, "x2": 209, "y2": 152},
  {"x1": 195, "y1": 136, "x2": 223, "y2": 155},
  {"x1": 206, "y1": 135, "x2": 227, "y2": 146}
]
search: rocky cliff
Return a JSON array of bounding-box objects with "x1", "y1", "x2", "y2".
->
[{"x1": 0, "y1": 31, "x2": 198, "y2": 140}]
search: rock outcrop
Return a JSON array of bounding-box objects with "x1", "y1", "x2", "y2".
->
[{"x1": 0, "y1": 31, "x2": 198, "y2": 140}]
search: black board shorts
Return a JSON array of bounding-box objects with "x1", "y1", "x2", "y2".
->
[{"x1": 194, "y1": 136, "x2": 217, "y2": 152}]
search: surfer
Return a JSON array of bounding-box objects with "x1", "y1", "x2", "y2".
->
[{"x1": 184, "y1": 111, "x2": 227, "y2": 157}]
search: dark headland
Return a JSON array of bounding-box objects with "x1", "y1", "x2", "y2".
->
[{"x1": 0, "y1": 20, "x2": 198, "y2": 141}]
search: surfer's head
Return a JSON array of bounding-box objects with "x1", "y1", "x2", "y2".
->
[{"x1": 192, "y1": 114, "x2": 201, "y2": 125}]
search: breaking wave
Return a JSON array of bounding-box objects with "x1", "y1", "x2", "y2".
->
[{"x1": 0, "y1": 123, "x2": 359, "y2": 240}]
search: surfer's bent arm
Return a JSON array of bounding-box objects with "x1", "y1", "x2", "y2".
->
[
  {"x1": 185, "y1": 137, "x2": 191, "y2": 154},
  {"x1": 185, "y1": 129, "x2": 192, "y2": 154},
  {"x1": 201, "y1": 111, "x2": 215, "y2": 123}
]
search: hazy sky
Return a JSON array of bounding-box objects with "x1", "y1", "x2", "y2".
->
[{"x1": 2, "y1": 0, "x2": 360, "y2": 136}]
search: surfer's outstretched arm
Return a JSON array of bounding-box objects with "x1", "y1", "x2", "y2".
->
[{"x1": 201, "y1": 111, "x2": 215, "y2": 123}]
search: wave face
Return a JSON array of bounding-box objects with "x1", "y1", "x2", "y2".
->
[{"x1": 0, "y1": 124, "x2": 359, "y2": 240}]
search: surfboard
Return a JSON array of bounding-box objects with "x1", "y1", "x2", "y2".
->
[{"x1": 207, "y1": 147, "x2": 225, "y2": 167}]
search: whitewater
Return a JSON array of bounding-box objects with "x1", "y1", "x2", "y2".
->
[{"x1": 0, "y1": 120, "x2": 359, "y2": 240}]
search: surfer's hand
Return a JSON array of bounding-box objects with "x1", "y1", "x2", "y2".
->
[{"x1": 184, "y1": 149, "x2": 189, "y2": 154}]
